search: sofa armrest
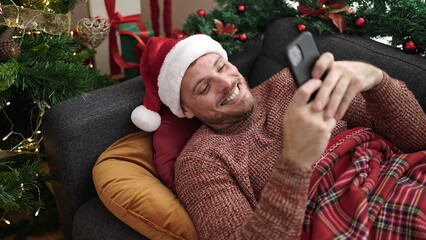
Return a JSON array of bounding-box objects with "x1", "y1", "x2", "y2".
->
[{"x1": 42, "y1": 77, "x2": 144, "y2": 238}]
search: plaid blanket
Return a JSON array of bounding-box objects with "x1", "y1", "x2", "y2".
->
[{"x1": 302, "y1": 127, "x2": 426, "y2": 239}]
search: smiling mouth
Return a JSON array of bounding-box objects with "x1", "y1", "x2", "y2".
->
[{"x1": 221, "y1": 85, "x2": 240, "y2": 106}]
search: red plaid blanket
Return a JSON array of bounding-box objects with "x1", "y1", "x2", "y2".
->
[{"x1": 302, "y1": 127, "x2": 426, "y2": 239}]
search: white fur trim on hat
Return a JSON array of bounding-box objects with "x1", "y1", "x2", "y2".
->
[
  {"x1": 131, "y1": 105, "x2": 161, "y2": 132},
  {"x1": 158, "y1": 34, "x2": 227, "y2": 118}
]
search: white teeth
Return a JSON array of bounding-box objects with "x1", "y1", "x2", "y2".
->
[{"x1": 222, "y1": 87, "x2": 240, "y2": 105}]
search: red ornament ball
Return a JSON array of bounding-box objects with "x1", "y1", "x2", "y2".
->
[
  {"x1": 297, "y1": 24, "x2": 306, "y2": 33},
  {"x1": 237, "y1": 5, "x2": 245, "y2": 14},
  {"x1": 403, "y1": 41, "x2": 418, "y2": 54},
  {"x1": 355, "y1": 17, "x2": 366, "y2": 27},
  {"x1": 239, "y1": 33, "x2": 247, "y2": 42},
  {"x1": 197, "y1": 9, "x2": 206, "y2": 18}
]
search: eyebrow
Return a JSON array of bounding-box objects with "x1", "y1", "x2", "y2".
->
[{"x1": 191, "y1": 56, "x2": 222, "y2": 95}]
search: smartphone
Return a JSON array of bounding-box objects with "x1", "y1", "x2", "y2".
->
[{"x1": 284, "y1": 31, "x2": 320, "y2": 87}]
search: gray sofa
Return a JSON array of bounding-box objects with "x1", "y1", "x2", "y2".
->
[{"x1": 42, "y1": 17, "x2": 425, "y2": 240}]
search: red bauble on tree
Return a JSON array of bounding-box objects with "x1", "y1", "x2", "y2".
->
[
  {"x1": 403, "y1": 41, "x2": 418, "y2": 54},
  {"x1": 237, "y1": 5, "x2": 245, "y2": 14},
  {"x1": 297, "y1": 24, "x2": 306, "y2": 33},
  {"x1": 197, "y1": 9, "x2": 206, "y2": 18},
  {"x1": 238, "y1": 33, "x2": 247, "y2": 42},
  {"x1": 355, "y1": 17, "x2": 366, "y2": 27}
]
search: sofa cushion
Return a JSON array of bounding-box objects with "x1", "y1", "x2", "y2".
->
[{"x1": 93, "y1": 131, "x2": 197, "y2": 240}]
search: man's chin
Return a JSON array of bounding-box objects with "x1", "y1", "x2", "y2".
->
[{"x1": 204, "y1": 100, "x2": 256, "y2": 129}]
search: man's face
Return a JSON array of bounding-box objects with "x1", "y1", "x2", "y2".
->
[{"x1": 180, "y1": 53, "x2": 255, "y2": 129}]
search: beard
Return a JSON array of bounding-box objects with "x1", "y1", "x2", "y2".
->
[
  {"x1": 199, "y1": 98, "x2": 255, "y2": 128},
  {"x1": 196, "y1": 78, "x2": 256, "y2": 129}
]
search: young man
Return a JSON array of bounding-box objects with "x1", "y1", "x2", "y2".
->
[{"x1": 131, "y1": 35, "x2": 425, "y2": 239}]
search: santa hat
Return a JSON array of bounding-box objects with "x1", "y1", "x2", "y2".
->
[{"x1": 131, "y1": 34, "x2": 228, "y2": 132}]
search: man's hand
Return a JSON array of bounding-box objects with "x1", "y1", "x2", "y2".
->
[
  {"x1": 281, "y1": 53, "x2": 384, "y2": 169},
  {"x1": 282, "y1": 79, "x2": 336, "y2": 169},
  {"x1": 310, "y1": 53, "x2": 383, "y2": 120}
]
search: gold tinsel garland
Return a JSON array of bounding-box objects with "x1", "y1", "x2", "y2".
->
[{"x1": 0, "y1": 4, "x2": 70, "y2": 35}]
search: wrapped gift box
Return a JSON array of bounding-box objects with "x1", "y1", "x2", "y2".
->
[{"x1": 119, "y1": 22, "x2": 154, "y2": 80}]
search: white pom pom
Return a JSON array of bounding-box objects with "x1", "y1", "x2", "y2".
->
[{"x1": 131, "y1": 105, "x2": 161, "y2": 132}]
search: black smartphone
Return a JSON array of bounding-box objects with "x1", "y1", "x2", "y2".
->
[{"x1": 284, "y1": 31, "x2": 320, "y2": 87}]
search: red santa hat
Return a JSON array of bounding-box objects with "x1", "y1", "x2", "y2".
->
[{"x1": 131, "y1": 34, "x2": 228, "y2": 132}]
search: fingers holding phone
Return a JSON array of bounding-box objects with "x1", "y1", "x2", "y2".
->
[
  {"x1": 311, "y1": 60, "x2": 383, "y2": 120},
  {"x1": 282, "y1": 79, "x2": 336, "y2": 169},
  {"x1": 284, "y1": 32, "x2": 383, "y2": 120}
]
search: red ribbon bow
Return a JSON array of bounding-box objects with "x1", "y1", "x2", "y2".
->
[{"x1": 297, "y1": 1, "x2": 349, "y2": 34}]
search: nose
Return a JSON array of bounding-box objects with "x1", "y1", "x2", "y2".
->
[{"x1": 212, "y1": 74, "x2": 232, "y2": 93}]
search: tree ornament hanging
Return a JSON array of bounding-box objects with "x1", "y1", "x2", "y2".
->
[
  {"x1": 238, "y1": 33, "x2": 247, "y2": 42},
  {"x1": 354, "y1": 17, "x2": 366, "y2": 28},
  {"x1": 197, "y1": 9, "x2": 206, "y2": 18},
  {"x1": 297, "y1": 24, "x2": 306, "y2": 33},
  {"x1": 403, "y1": 41, "x2": 418, "y2": 54},
  {"x1": 237, "y1": 5, "x2": 245, "y2": 14},
  {"x1": 0, "y1": 39, "x2": 21, "y2": 63},
  {"x1": 76, "y1": 17, "x2": 110, "y2": 48}
]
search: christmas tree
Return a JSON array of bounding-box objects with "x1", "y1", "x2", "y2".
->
[
  {"x1": 0, "y1": 0, "x2": 113, "y2": 238},
  {"x1": 183, "y1": 0, "x2": 298, "y2": 55},
  {"x1": 183, "y1": 0, "x2": 425, "y2": 56},
  {"x1": 294, "y1": 0, "x2": 425, "y2": 55}
]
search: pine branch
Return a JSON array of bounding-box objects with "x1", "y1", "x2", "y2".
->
[
  {"x1": 0, "y1": 33, "x2": 113, "y2": 106},
  {"x1": 0, "y1": 59, "x2": 21, "y2": 91},
  {"x1": 0, "y1": 157, "x2": 45, "y2": 213}
]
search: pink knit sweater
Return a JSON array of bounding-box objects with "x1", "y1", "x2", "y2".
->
[{"x1": 175, "y1": 68, "x2": 426, "y2": 239}]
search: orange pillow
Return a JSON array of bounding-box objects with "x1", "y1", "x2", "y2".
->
[{"x1": 93, "y1": 131, "x2": 197, "y2": 240}]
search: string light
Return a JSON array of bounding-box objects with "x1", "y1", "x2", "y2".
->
[
  {"x1": 34, "y1": 208, "x2": 40, "y2": 216},
  {"x1": 2, "y1": 132, "x2": 12, "y2": 141},
  {"x1": 1, "y1": 212, "x2": 11, "y2": 225},
  {"x1": 1, "y1": 100, "x2": 49, "y2": 154}
]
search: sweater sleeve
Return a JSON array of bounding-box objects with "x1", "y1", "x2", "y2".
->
[
  {"x1": 175, "y1": 154, "x2": 311, "y2": 240},
  {"x1": 343, "y1": 72, "x2": 426, "y2": 152}
]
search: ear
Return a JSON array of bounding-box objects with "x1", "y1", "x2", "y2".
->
[{"x1": 181, "y1": 104, "x2": 195, "y2": 119}]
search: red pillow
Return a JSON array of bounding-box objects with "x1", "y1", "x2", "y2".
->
[{"x1": 153, "y1": 106, "x2": 201, "y2": 192}]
